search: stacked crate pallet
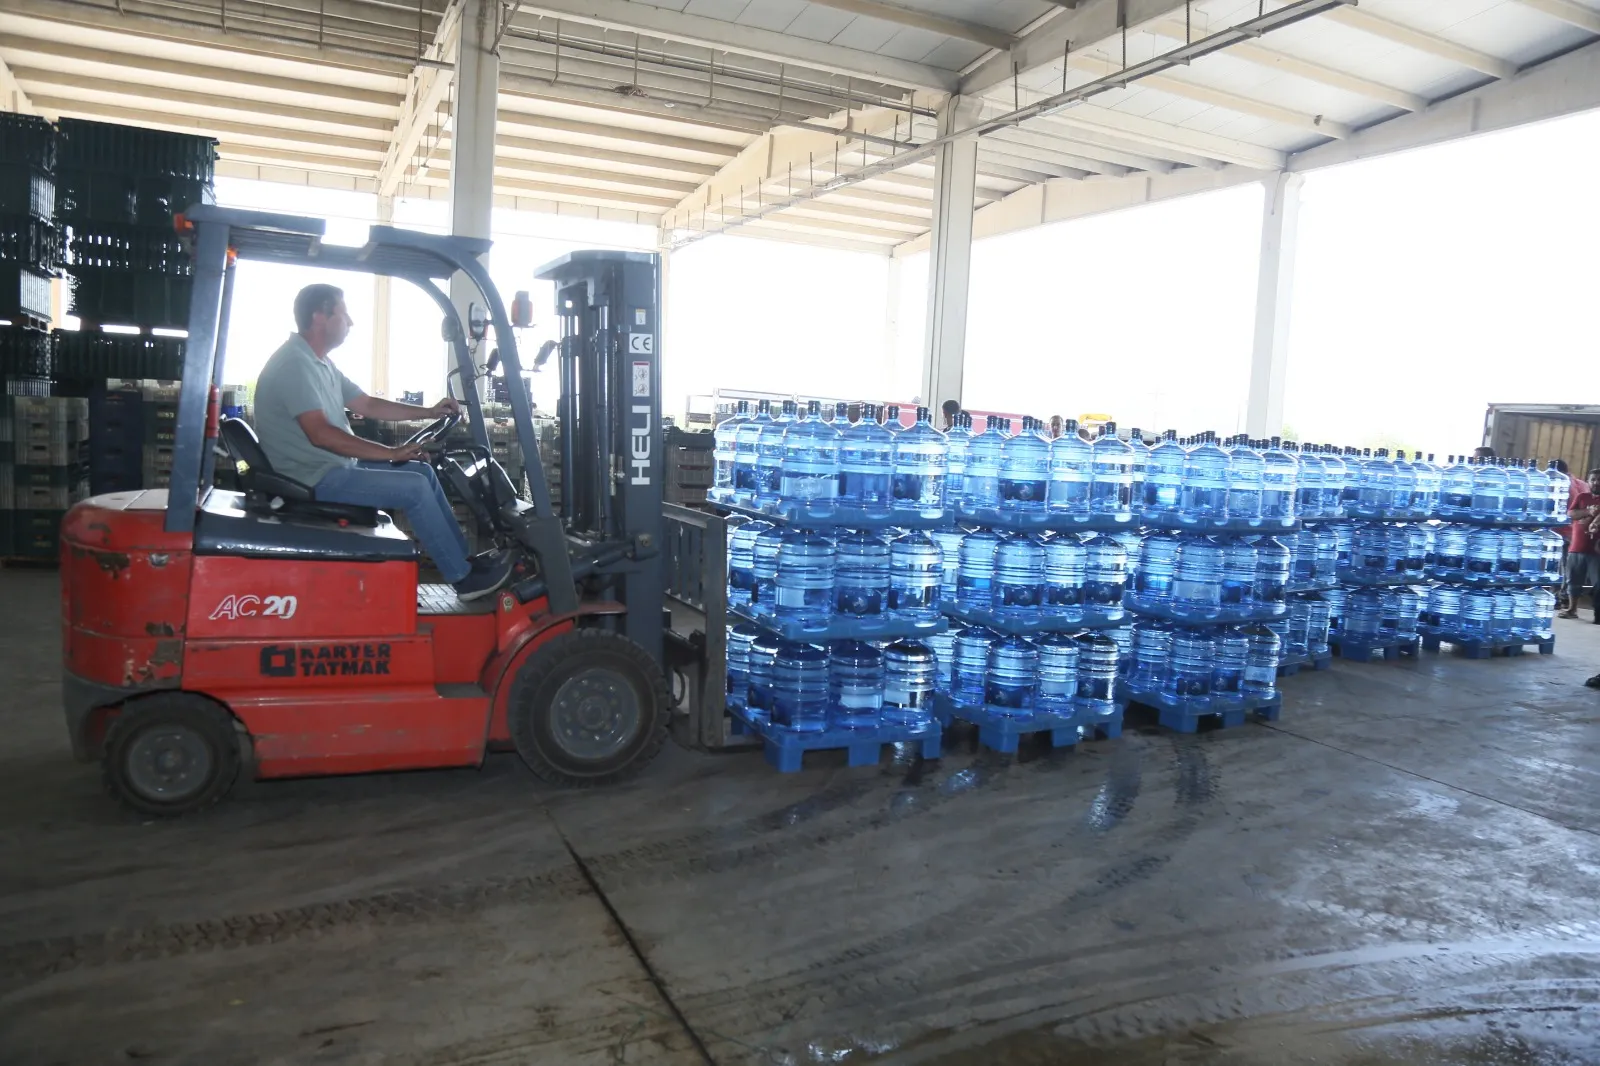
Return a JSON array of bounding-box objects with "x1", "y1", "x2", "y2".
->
[
  {"x1": 139, "y1": 382, "x2": 179, "y2": 490},
  {"x1": 0, "y1": 114, "x2": 59, "y2": 334},
  {"x1": 57, "y1": 118, "x2": 215, "y2": 332},
  {"x1": 666, "y1": 427, "x2": 713, "y2": 506},
  {"x1": 3, "y1": 395, "x2": 88, "y2": 557}
]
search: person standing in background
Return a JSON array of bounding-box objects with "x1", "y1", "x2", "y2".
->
[
  {"x1": 940, "y1": 399, "x2": 961, "y2": 431},
  {"x1": 1559, "y1": 466, "x2": 1599, "y2": 620}
]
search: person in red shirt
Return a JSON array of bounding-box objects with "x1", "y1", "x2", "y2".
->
[{"x1": 1561, "y1": 466, "x2": 1599, "y2": 619}]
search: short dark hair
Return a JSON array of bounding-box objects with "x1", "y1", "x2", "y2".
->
[
  {"x1": 1553, "y1": 458, "x2": 1570, "y2": 474},
  {"x1": 940, "y1": 399, "x2": 961, "y2": 417},
  {"x1": 294, "y1": 283, "x2": 345, "y2": 332}
]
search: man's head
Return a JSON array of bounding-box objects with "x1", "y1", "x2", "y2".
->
[
  {"x1": 294, "y1": 283, "x2": 352, "y2": 355},
  {"x1": 1553, "y1": 458, "x2": 1570, "y2": 475},
  {"x1": 1474, "y1": 445, "x2": 1497, "y2": 459},
  {"x1": 1585, "y1": 466, "x2": 1599, "y2": 485}
]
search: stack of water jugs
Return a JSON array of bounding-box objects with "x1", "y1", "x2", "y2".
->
[
  {"x1": 1122, "y1": 433, "x2": 1294, "y2": 723},
  {"x1": 711, "y1": 402, "x2": 1570, "y2": 754},
  {"x1": 1420, "y1": 456, "x2": 1563, "y2": 650}
]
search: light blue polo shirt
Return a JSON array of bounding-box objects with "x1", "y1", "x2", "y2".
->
[{"x1": 252, "y1": 334, "x2": 364, "y2": 486}]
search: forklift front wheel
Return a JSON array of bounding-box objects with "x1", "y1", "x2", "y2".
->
[
  {"x1": 102, "y1": 694, "x2": 243, "y2": 818},
  {"x1": 508, "y1": 630, "x2": 670, "y2": 787}
]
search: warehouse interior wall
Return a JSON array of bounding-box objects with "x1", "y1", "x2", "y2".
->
[
  {"x1": 1283, "y1": 107, "x2": 1600, "y2": 459},
  {"x1": 663, "y1": 236, "x2": 895, "y2": 424},
  {"x1": 894, "y1": 183, "x2": 1264, "y2": 432}
]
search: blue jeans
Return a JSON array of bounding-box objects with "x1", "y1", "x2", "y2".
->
[
  {"x1": 315, "y1": 460, "x2": 471, "y2": 581},
  {"x1": 1564, "y1": 550, "x2": 1597, "y2": 606}
]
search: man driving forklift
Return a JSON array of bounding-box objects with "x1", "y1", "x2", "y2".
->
[{"x1": 253, "y1": 283, "x2": 516, "y2": 601}]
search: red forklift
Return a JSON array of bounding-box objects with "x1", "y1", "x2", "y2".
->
[{"x1": 59, "y1": 205, "x2": 677, "y2": 815}]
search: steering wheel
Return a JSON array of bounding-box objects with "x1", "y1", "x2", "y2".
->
[{"x1": 401, "y1": 411, "x2": 462, "y2": 450}]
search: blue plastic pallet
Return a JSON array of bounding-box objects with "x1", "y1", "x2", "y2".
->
[
  {"x1": 1335, "y1": 570, "x2": 1429, "y2": 588},
  {"x1": 1124, "y1": 597, "x2": 1286, "y2": 625},
  {"x1": 935, "y1": 693, "x2": 1122, "y2": 754},
  {"x1": 953, "y1": 506, "x2": 1141, "y2": 533},
  {"x1": 1344, "y1": 507, "x2": 1436, "y2": 522},
  {"x1": 1420, "y1": 633, "x2": 1556, "y2": 659},
  {"x1": 1125, "y1": 686, "x2": 1282, "y2": 732},
  {"x1": 712, "y1": 492, "x2": 951, "y2": 529},
  {"x1": 731, "y1": 606, "x2": 947, "y2": 643},
  {"x1": 940, "y1": 599, "x2": 1128, "y2": 634},
  {"x1": 1139, "y1": 515, "x2": 1299, "y2": 534},
  {"x1": 728, "y1": 705, "x2": 941, "y2": 772},
  {"x1": 1423, "y1": 569, "x2": 1559, "y2": 588},
  {"x1": 1331, "y1": 635, "x2": 1422, "y2": 663},
  {"x1": 1277, "y1": 651, "x2": 1333, "y2": 677},
  {"x1": 1437, "y1": 512, "x2": 1566, "y2": 528}
]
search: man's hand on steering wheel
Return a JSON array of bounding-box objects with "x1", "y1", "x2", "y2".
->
[
  {"x1": 431, "y1": 397, "x2": 462, "y2": 417},
  {"x1": 389, "y1": 443, "x2": 426, "y2": 463}
]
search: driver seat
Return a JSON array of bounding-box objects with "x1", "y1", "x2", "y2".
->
[{"x1": 218, "y1": 418, "x2": 381, "y2": 526}]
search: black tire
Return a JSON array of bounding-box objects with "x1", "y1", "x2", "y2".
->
[
  {"x1": 507, "y1": 629, "x2": 670, "y2": 787},
  {"x1": 102, "y1": 693, "x2": 242, "y2": 818}
]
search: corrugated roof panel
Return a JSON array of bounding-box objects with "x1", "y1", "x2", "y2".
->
[
  {"x1": 1424, "y1": 0, "x2": 1596, "y2": 65},
  {"x1": 683, "y1": 0, "x2": 754, "y2": 21},
  {"x1": 875, "y1": 25, "x2": 949, "y2": 63},
  {"x1": 830, "y1": 16, "x2": 902, "y2": 53},
  {"x1": 918, "y1": 37, "x2": 986, "y2": 70},
  {"x1": 781, "y1": 4, "x2": 857, "y2": 43},
  {"x1": 734, "y1": 0, "x2": 810, "y2": 33}
]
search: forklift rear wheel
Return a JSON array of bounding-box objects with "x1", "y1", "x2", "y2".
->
[
  {"x1": 102, "y1": 694, "x2": 242, "y2": 818},
  {"x1": 508, "y1": 630, "x2": 670, "y2": 787}
]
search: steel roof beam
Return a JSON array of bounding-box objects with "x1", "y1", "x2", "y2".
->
[
  {"x1": 1059, "y1": 49, "x2": 1353, "y2": 138},
  {"x1": 1144, "y1": 18, "x2": 1427, "y2": 111},
  {"x1": 31, "y1": 95, "x2": 387, "y2": 155},
  {"x1": 963, "y1": 0, "x2": 1186, "y2": 94},
  {"x1": 10, "y1": 67, "x2": 396, "y2": 135},
  {"x1": 1515, "y1": 0, "x2": 1600, "y2": 35},
  {"x1": 508, "y1": 0, "x2": 957, "y2": 93},
  {"x1": 0, "y1": 33, "x2": 404, "y2": 108},
  {"x1": 0, "y1": 0, "x2": 416, "y2": 76},
  {"x1": 1291, "y1": 37, "x2": 1600, "y2": 172},
  {"x1": 1323, "y1": 6, "x2": 1517, "y2": 79},
  {"x1": 801, "y1": 0, "x2": 1016, "y2": 50},
  {"x1": 0, "y1": 53, "x2": 37, "y2": 115},
  {"x1": 377, "y1": 0, "x2": 461, "y2": 196},
  {"x1": 493, "y1": 108, "x2": 736, "y2": 157}
]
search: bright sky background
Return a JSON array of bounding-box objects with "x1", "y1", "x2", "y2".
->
[{"x1": 208, "y1": 104, "x2": 1600, "y2": 441}]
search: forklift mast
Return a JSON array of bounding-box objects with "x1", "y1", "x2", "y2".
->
[{"x1": 535, "y1": 251, "x2": 664, "y2": 667}]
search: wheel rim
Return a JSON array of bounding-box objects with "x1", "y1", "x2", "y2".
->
[
  {"x1": 124, "y1": 725, "x2": 214, "y2": 804},
  {"x1": 549, "y1": 667, "x2": 642, "y2": 761}
]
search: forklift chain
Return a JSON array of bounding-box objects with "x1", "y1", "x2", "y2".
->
[{"x1": 0, "y1": 866, "x2": 587, "y2": 986}]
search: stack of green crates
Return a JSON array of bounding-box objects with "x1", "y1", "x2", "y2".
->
[
  {"x1": 3, "y1": 395, "x2": 88, "y2": 557},
  {"x1": 140, "y1": 382, "x2": 179, "y2": 490}
]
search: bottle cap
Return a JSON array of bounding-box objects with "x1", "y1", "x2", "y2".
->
[
  {"x1": 916, "y1": 405, "x2": 930, "y2": 422},
  {"x1": 807, "y1": 399, "x2": 820, "y2": 415}
]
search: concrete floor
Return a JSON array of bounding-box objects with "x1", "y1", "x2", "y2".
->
[{"x1": 3, "y1": 568, "x2": 1600, "y2": 1066}]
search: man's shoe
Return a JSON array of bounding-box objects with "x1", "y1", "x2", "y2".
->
[
  {"x1": 454, "y1": 552, "x2": 517, "y2": 602},
  {"x1": 470, "y1": 548, "x2": 513, "y2": 572},
  {"x1": 1585, "y1": 673, "x2": 1600, "y2": 689},
  {"x1": 1559, "y1": 608, "x2": 1580, "y2": 619}
]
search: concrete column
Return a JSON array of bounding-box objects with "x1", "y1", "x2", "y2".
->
[
  {"x1": 371, "y1": 194, "x2": 394, "y2": 397},
  {"x1": 921, "y1": 95, "x2": 979, "y2": 414},
  {"x1": 447, "y1": 0, "x2": 499, "y2": 398},
  {"x1": 1246, "y1": 171, "x2": 1303, "y2": 437}
]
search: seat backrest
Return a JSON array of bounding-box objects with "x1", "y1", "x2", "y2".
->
[
  {"x1": 219, "y1": 417, "x2": 313, "y2": 503},
  {"x1": 220, "y1": 418, "x2": 273, "y2": 481}
]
